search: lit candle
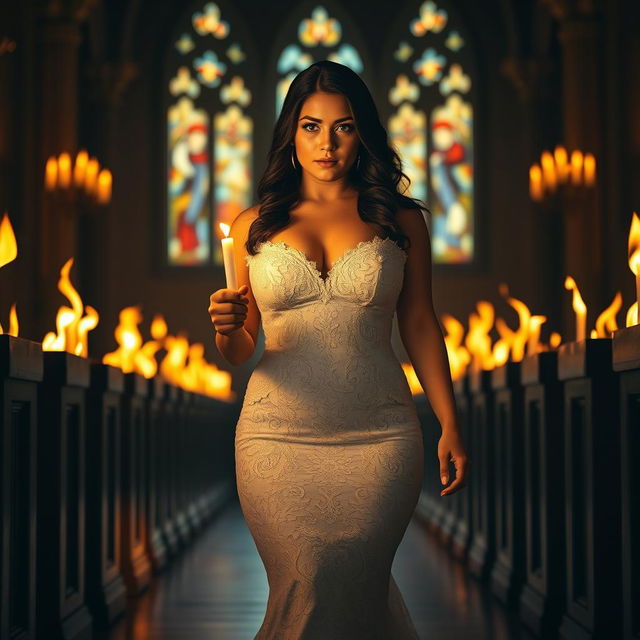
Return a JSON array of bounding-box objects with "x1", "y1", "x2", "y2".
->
[
  {"x1": 554, "y1": 145, "x2": 569, "y2": 184},
  {"x1": 527, "y1": 315, "x2": 546, "y2": 355},
  {"x1": 74, "y1": 150, "x2": 89, "y2": 186},
  {"x1": 541, "y1": 151, "x2": 557, "y2": 192},
  {"x1": 629, "y1": 211, "x2": 640, "y2": 310},
  {"x1": 564, "y1": 275, "x2": 587, "y2": 341},
  {"x1": 529, "y1": 165, "x2": 543, "y2": 201},
  {"x1": 45, "y1": 156, "x2": 57, "y2": 190},
  {"x1": 570, "y1": 150, "x2": 583, "y2": 186},
  {"x1": 218, "y1": 222, "x2": 237, "y2": 290},
  {"x1": 96, "y1": 169, "x2": 112, "y2": 204},
  {"x1": 583, "y1": 153, "x2": 596, "y2": 187},
  {"x1": 58, "y1": 152, "x2": 72, "y2": 188},
  {"x1": 84, "y1": 158, "x2": 99, "y2": 195}
]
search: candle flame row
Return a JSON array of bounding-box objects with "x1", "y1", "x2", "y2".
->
[
  {"x1": 45, "y1": 150, "x2": 112, "y2": 204},
  {"x1": 1, "y1": 206, "x2": 639, "y2": 399},
  {"x1": 530, "y1": 145, "x2": 596, "y2": 202}
]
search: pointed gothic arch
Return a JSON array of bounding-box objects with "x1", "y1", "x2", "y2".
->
[
  {"x1": 268, "y1": 3, "x2": 371, "y2": 121},
  {"x1": 164, "y1": 1, "x2": 257, "y2": 267},
  {"x1": 383, "y1": 0, "x2": 478, "y2": 265}
]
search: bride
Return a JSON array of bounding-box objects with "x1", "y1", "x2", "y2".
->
[{"x1": 209, "y1": 60, "x2": 469, "y2": 639}]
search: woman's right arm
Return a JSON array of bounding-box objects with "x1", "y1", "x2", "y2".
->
[{"x1": 211, "y1": 206, "x2": 261, "y2": 366}]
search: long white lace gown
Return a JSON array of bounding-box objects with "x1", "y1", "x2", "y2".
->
[{"x1": 235, "y1": 234, "x2": 424, "y2": 639}]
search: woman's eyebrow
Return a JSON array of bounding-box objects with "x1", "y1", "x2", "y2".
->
[{"x1": 298, "y1": 115, "x2": 354, "y2": 123}]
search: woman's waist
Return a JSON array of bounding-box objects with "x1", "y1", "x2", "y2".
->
[{"x1": 252, "y1": 347, "x2": 409, "y2": 386}]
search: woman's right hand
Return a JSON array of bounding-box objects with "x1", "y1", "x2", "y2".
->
[{"x1": 208, "y1": 284, "x2": 249, "y2": 335}]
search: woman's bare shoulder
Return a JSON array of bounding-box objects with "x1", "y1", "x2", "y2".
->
[
  {"x1": 234, "y1": 204, "x2": 260, "y2": 225},
  {"x1": 394, "y1": 205, "x2": 428, "y2": 238},
  {"x1": 230, "y1": 205, "x2": 260, "y2": 235}
]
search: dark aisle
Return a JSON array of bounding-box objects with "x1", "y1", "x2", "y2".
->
[{"x1": 100, "y1": 498, "x2": 536, "y2": 640}]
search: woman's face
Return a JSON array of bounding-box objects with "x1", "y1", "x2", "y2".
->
[{"x1": 292, "y1": 91, "x2": 360, "y2": 181}]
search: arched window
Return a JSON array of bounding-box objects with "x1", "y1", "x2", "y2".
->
[
  {"x1": 273, "y1": 5, "x2": 367, "y2": 119},
  {"x1": 386, "y1": 1, "x2": 475, "y2": 264},
  {"x1": 165, "y1": 2, "x2": 254, "y2": 267}
]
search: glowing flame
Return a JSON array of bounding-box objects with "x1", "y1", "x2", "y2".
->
[
  {"x1": 155, "y1": 328, "x2": 233, "y2": 398},
  {"x1": 151, "y1": 314, "x2": 168, "y2": 340},
  {"x1": 103, "y1": 306, "x2": 162, "y2": 378},
  {"x1": 594, "y1": 292, "x2": 622, "y2": 338},
  {"x1": 527, "y1": 315, "x2": 547, "y2": 354},
  {"x1": 219, "y1": 222, "x2": 230, "y2": 237},
  {"x1": 441, "y1": 313, "x2": 471, "y2": 380},
  {"x1": 626, "y1": 302, "x2": 638, "y2": 328},
  {"x1": 0, "y1": 303, "x2": 19, "y2": 337},
  {"x1": 0, "y1": 213, "x2": 17, "y2": 268},
  {"x1": 629, "y1": 212, "x2": 640, "y2": 276},
  {"x1": 491, "y1": 284, "x2": 534, "y2": 364},
  {"x1": 42, "y1": 258, "x2": 99, "y2": 356},
  {"x1": 160, "y1": 334, "x2": 190, "y2": 384},
  {"x1": 564, "y1": 276, "x2": 587, "y2": 341},
  {"x1": 465, "y1": 301, "x2": 496, "y2": 371}
]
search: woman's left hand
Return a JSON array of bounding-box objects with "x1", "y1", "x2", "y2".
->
[{"x1": 437, "y1": 428, "x2": 469, "y2": 497}]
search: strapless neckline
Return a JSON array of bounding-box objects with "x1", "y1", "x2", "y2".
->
[{"x1": 256, "y1": 234, "x2": 404, "y2": 286}]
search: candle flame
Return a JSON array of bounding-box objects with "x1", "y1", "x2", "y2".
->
[
  {"x1": 0, "y1": 303, "x2": 19, "y2": 337},
  {"x1": 97, "y1": 169, "x2": 112, "y2": 204},
  {"x1": 219, "y1": 222, "x2": 231, "y2": 237},
  {"x1": 103, "y1": 306, "x2": 160, "y2": 378},
  {"x1": 441, "y1": 313, "x2": 471, "y2": 380},
  {"x1": 85, "y1": 157, "x2": 100, "y2": 195},
  {"x1": 570, "y1": 150, "x2": 583, "y2": 185},
  {"x1": 42, "y1": 258, "x2": 99, "y2": 356},
  {"x1": 629, "y1": 212, "x2": 640, "y2": 276},
  {"x1": 74, "y1": 150, "x2": 89, "y2": 186},
  {"x1": 151, "y1": 314, "x2": 168, "y2": 340},
  {"x1": 626, "y1": 302, "x2": 638, "y2": 327},
  {"x1": 0, "y1": 213, "x2": 17, "y2": 267},
  {"x1": 594, "y1": 292, "x2": 622, "y2": 338},
  {"x1": 58, "y1": 152, "x2": 72, "y2": 188},
  {"x1": 564, "y1": 276, "x2": 587, "y2": 314},
  {"x1": 45, "y1": 156, "x2": 58, "y2": 190},
  {"x1": 465, "y1": 301, "x2": 496, "y2": 371}
]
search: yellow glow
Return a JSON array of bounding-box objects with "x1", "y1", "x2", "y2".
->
[
  {"x1": 85, "y1": 157, "x2": 100, "y2": 195},
  {"x1": 583, "y1": 153, "x2": 596, "y2": 186},
  {"x1": 564, "y1": 276, "x2": 587, "y2": 341},
  {"x1": 58, "y1": 152, "x2": 72, "y2": 188},
  {"x1": 0, "y1": 213, "x2": 18, "y2": 268},
  {"x1": 96, "y1": 169, "x2": 112, "y2": 204},
  {"x1": 570, "y1": 150, "x2": 583, "y2": 185},
  {"x1": 594, "y1": 292, "x2": 622, "y2": 338},
  {"x1": 74, "y1": 150, "x2": 89, "y2": 187},
  {"x1": 45, "y1": 156, "x2": 58, "y2": 190}
]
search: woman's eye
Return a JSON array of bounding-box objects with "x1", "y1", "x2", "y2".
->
[{"x1": 301, "y1": 123, "x2": 354, "y2": 132}]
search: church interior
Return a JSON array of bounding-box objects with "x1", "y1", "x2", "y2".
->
[{"x1": 1, "y1": 0, "x2": 639, "y2": 638}]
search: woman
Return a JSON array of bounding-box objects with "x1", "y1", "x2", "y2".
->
[{"x1": 209, "y1": 60, "x2": 469, "y2": 639}]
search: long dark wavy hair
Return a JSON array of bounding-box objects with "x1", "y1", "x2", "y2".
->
[{"x1": 245, "y1": 60, "x2": 430, "y2": 255}]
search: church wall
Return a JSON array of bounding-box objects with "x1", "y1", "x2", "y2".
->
[{"x1": 0, "y1": 0, "x2": 637, "y2": 397}]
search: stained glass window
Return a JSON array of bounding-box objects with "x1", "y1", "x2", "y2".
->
[
  {"x1": 275, "y1": 6, "x2": 365, "y2": 119},
  {"x1": 388, "y1": 1, "x2": 475, "y2": 264},
  {"x1": 166, "y1": 2, "x2": 253, "y2": 266}
]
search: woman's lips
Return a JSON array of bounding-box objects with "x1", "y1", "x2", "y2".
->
[{"x1": 315, "y1": 160, "x2": 337, "y2": 167}]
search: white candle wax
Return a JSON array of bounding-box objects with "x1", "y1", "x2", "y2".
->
[{"x1": 221, "y1": 236, "x2": 237, "y2": 290}]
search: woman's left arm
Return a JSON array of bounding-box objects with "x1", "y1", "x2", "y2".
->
[{"x1": 395, "y1": 207, "x2": 469, "y2": 496}]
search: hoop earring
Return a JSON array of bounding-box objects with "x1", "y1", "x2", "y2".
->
[
  {"x1": 356, "y1": 153, "x2": 361, "y2": 170},
  {"x1": 291, "y1": 149, "x2": 297, "y2": 170}
]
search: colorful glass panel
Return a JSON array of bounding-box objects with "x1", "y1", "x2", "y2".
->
[
  {"x1": 166, "y1": 2, "x2": 254, "y2": 266},
  {"x1": 388, "y1": 0, "x2": 475, "y2": 264},
  {"x1": 275, "y1": 6, "x2": 364, "y2": 118}
]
